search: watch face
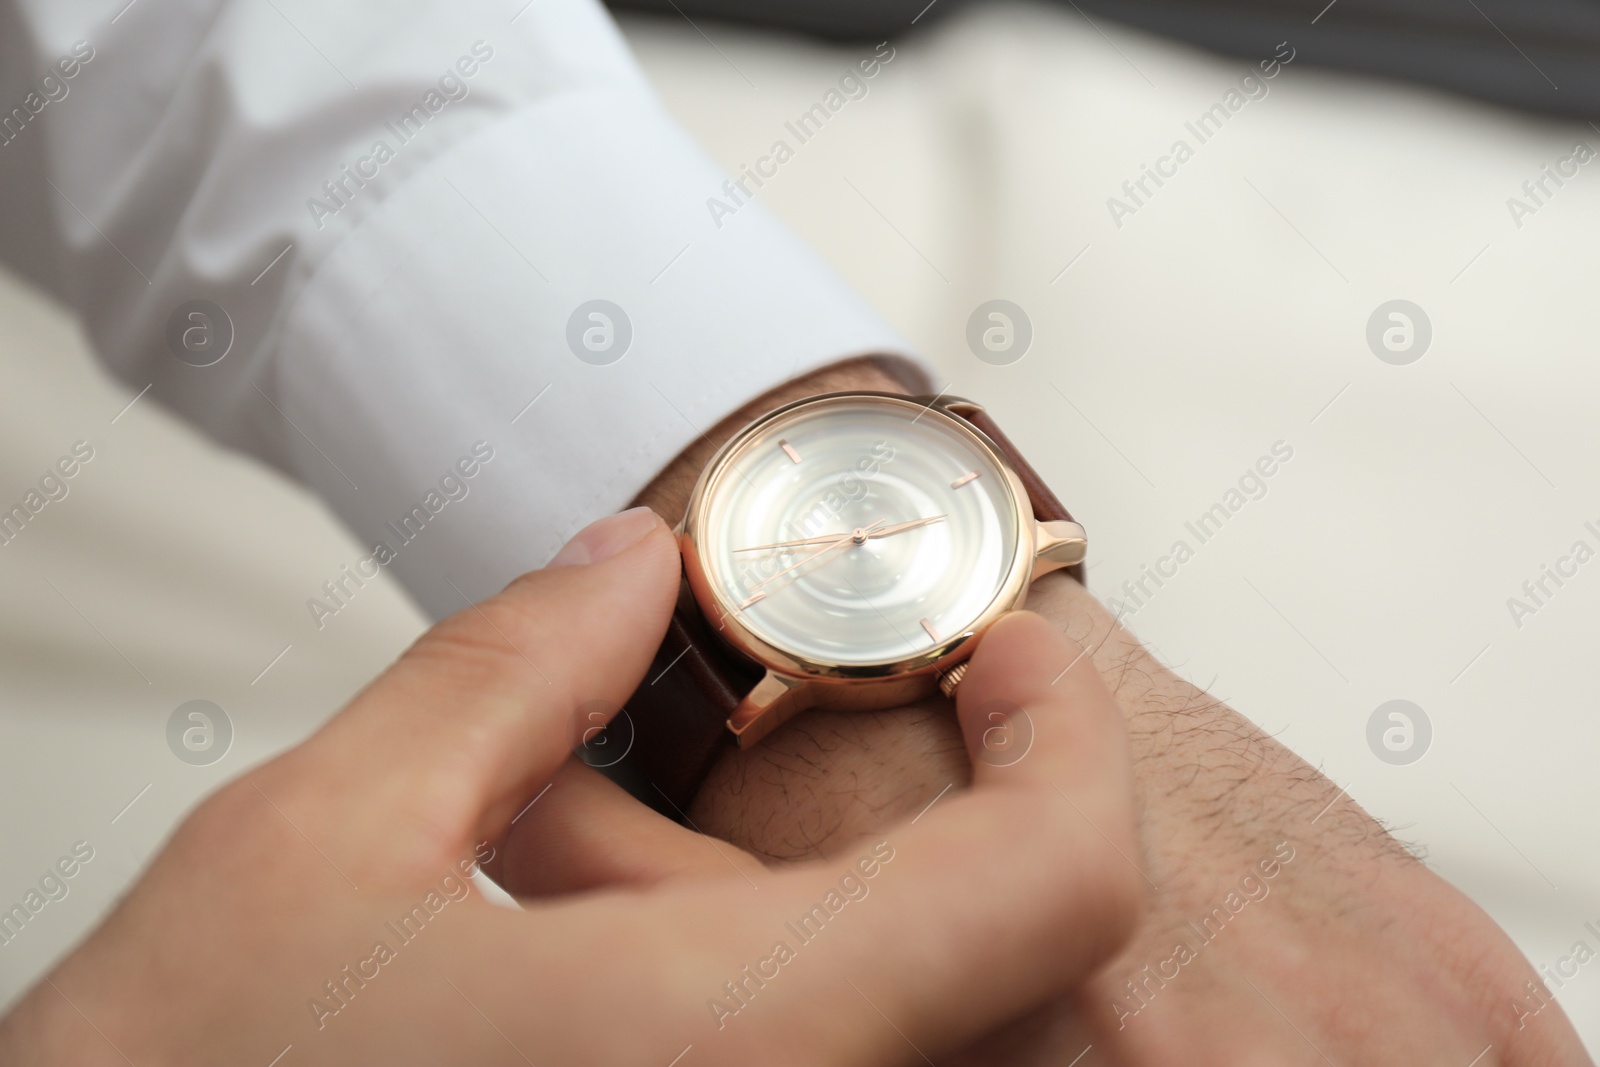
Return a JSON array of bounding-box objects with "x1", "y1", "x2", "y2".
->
[{"x1": 690, "y1": 395, "x2": 1027, "y2": 671}]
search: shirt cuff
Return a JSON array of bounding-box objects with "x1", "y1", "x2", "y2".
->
[{"x1": 271, "y1": 87, "x2": 931, "y2": 621}]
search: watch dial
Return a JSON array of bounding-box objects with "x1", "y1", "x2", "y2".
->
[{"x1": 697, "y1": 397, "x2": 1022, "y2": 668}]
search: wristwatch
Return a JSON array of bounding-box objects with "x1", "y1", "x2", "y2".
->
[{"x1": 593, "y1": 391, "x2": 1086, "y2": 817}]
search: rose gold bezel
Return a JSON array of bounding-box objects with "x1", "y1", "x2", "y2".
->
[{"x1": 679, "y1": 392, "x2": 1037, "y2": 696}]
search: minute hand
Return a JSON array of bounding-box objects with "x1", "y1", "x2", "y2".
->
[
  {"x1": 733, "y1": 515, "x2": 947, "y2": 555},
  {"x1": 745, "y1": 518, "x2": 888, "y2": 595}
]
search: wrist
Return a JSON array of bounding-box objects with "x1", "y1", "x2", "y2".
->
[
  {"x1": 1025, "y1": 570, "x2": 1306, "y2": 796},
  {"x1": 631, "y1": 356, "x2": 919, "y2": 524},
  {"x1": 1023, "y1": 572, "x2": 1198, "y2": 731}
]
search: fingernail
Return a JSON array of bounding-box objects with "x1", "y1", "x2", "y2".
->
[{"x1": 548, "y1": 506, "x2": 660, "y2": 568}]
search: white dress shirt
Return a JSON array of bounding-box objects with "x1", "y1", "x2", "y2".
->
[{"x1": 0, "y1": 0, "x2": 925, "y2": 619}]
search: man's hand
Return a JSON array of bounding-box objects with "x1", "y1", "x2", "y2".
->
[{"x1": 0, "y1": 509, "x2": 1145, "y2": 1066}]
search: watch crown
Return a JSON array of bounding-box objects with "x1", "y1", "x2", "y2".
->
[{"x1": 937, "y1": 662, "x2": 969, "y2": 699}]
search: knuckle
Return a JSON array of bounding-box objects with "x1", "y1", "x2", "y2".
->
[
  {"x1": 169, "y1": 769, "x2": 273, "y2": 867},
  {"x1": 177, "y1": 751, "x2": 329, "y2": 856}
]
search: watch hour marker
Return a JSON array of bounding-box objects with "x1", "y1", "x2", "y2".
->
[
  {"x1": 950, "y1": 470, "x2": 981, "y2": 489},
  {"x1": 778, "y1": 439, "x2": 802, "y2": 464},
  {"x1": 920, "y1": 618, "x2": 939, "y2": 642}
]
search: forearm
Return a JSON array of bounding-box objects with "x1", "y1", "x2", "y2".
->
[
  {"x1": 629, "y1": 357, "x2": 1458, "y2": 968},
  {"x1": 672, "y1": 462, "x2": 1579, "y2": 1060},
  {"x1": 549, "y1": 364, "x2": 1587, "y2": 1061},
  {"x1": 1025, "y1": 570, "x2": 1338, "y2": 839}
]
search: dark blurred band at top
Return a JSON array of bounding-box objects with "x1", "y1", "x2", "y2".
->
[{"x1": 608, "y1": 0, "x2": 1599, "y2": 121}]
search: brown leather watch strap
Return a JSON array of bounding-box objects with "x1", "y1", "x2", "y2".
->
[
  {"x1": 594, "y1": 577, "x2": 764, "y2": 818},
  {"x1": 956, "y1": 406, "x2": 1085, "y2": 585},
  {"x1": 598, "y1": 400, "x2": 1079, "y2": 818}
]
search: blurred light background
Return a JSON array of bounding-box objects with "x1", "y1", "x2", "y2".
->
[{"x1": 2, "y1": 2, "x2": 1596, "y2": 1049}]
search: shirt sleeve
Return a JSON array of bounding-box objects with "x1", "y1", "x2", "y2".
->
[{"x1": 0, "y1": 0, "x2": 930, "y2": 620}]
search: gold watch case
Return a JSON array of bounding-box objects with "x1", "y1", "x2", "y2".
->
[{"x1": 677, "y1": 391, "x2": 1085, "y2": 747}]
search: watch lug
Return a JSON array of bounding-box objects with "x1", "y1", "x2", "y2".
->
[
  {"x1": 1032, "y1": 519, "x2": 1087, "y2": 580},
  {"x1": 727, "y1": 671, "x2": 806, "y2": 748},
  {"x1": 935, "y1": 396, "x2": 985, "y2": 418}
]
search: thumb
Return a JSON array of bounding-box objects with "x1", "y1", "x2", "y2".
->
[{"x1": 286, "y1": 506, "x2": 681, "y2": 873}]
